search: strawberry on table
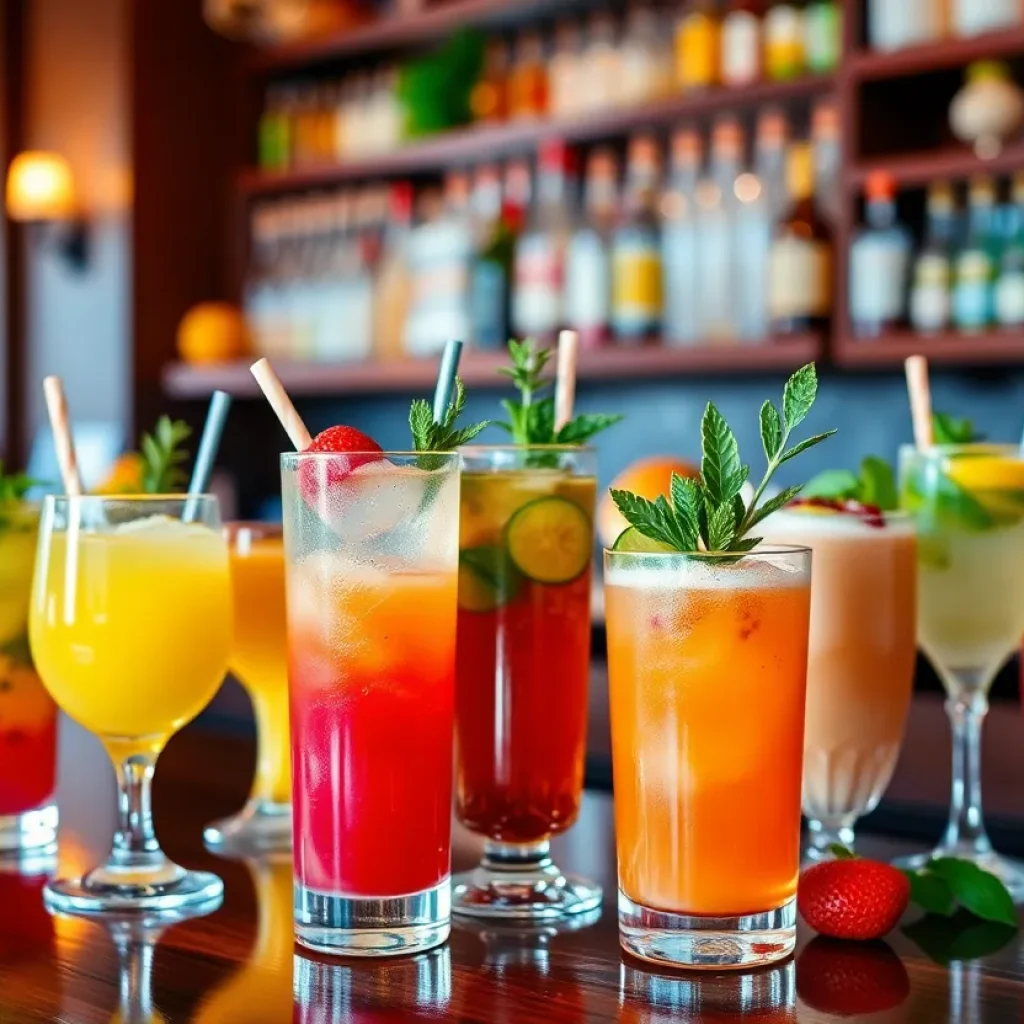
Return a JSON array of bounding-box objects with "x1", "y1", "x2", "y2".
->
[
  {"x1": 799, "y1": 857, "x2": 910, "y2": 941},
  {"x1": 797, "y1": 937, "x2": 910, "y2": 1016}
]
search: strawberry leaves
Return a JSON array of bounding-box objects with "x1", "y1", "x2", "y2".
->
[{"x1": 611, "y1": 363, "x2": 835, "y2": 554}]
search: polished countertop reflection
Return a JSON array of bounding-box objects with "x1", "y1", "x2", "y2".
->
[{"x1": 2, "y1": 717, "x2": 1024, "y2": 1022}]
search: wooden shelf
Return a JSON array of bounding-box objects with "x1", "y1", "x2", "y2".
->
[
  {"x1": 237, "y1": 75, "x2": 835, "y2": 196},
  {"x1": 847, "y1": 140, "x2": 1024, "y2": 190},
  {"x1": 848, "y1": 27, "x2": 1024, "y2": 82},
  {"x1": 247, "y1": 0, "x2": 569, "y2": 74},
  {"x1": 833, "y1": 330, "x2": 1024, "y2": 369},
  {"x1": 162, "y1": 336, "x2": 823, "y2": 399}
]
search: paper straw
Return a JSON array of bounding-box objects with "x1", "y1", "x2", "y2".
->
[
  {"x1": 250, "y1": 358, "x2": 312, "y2": 450},
  {"x1": 904, "y1": 355, "x2": 934, "y2": 449},
  {"x1": 184, "y1": 390, "x2": 232, "y2": 521},
  {"x1": 42, "y1": 376, "x2": 83, "y2": 496},
  {"x1": 432, "y1": 340, "x2": 464, "y2": 424},
  {"x1": 554, "y1": 330, "x2": 579, "y2": 433}
]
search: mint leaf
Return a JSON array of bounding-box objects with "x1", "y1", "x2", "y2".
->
[
  {"x1": 828, "y1": 844, "x2": 856, "y2": 860},
  {"x1": 731, "y1": 536, "x2": 761, "y2": 552},
  {"x1": 933, "y1": 412, "x2": 983, "y2": 445},
  {"x1": 411, "y1": 377, "x2": 490, "y2": 460},
  {"x1": 804, "y1": 469, "x2": 859, "y2": 501},
  {"x1": 760, "y1": 401, "x2": 783, "y2": 461},
  {"x1": 556, "y1": 413, "x2": 624, "y2": 445},
  {"x1": 782, "y1": 363, "x2": 818, "y2": 431},
  {"x1": 904, "y1": 912, "x2": 1016, "y2": 965},
  {"x1": 860, "y1": 456, "x2": 898, "y2": 511},
  {"x1": 701, "y1": 403, "x2": 741, "y2": 507},
  {"x1": 670, "y1": 474, "x2": 702, "y2": 543},
  {"x1": 746, "y1": 484, "x2": 804, "y2": 532},
  {"x1": 904, "y1": 869, "x2": 957, "y2": 917},
  {"x1": 611, "y1": 489, "x2": 694, "y2": 550},
  {"x1": 778, "y1": 430, "x2": 837, "y2": 466},
  {"x1": 460, "y1": 545, "x2": 522, "y2": 607},
  {"x1": 708, "y1": 501, "x2": 737, "y2": 551},
  {"x1": 926, "y1": 859, "x2": 1018, "y2": 928}
]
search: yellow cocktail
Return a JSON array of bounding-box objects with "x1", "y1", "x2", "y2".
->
[
  {"x1": 29, "y1": 495, "x2": 231, "y2": 916},
  {"x1": 205, "y1": 523, "x2": 290, "y2": 851}
]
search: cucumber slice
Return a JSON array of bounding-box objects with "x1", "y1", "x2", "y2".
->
[
  {"x1": 611, "y1": 526, "x2": 677, "y2": 553},
  {"x1": 458, "y1": 545, "x2": 522, "y2": 612},
  {"x1": 505, "y1": 496, "x2": 592, "y2": 584}
]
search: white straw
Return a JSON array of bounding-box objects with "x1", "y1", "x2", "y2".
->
[
  {"x1": 554, "y1": 330, "x2": 579, "y2": 433},
  {"x1": 42, "y1": 376, "x2": 83, "y2": 496},
  {"x1": 250, "y1": 358, "x2": 312, "y2": 450},
  {"x1": 904, "y1": 355, "x2": 934, "y2": 450}
]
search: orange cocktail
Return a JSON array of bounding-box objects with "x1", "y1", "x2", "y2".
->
[{"x1": 604, "y1": 546, "x2": 811, "y2": 969}]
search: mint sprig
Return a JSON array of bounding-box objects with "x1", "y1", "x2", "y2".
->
[
  {"x1": 140, "y1": 416, "x2": 192, "y2": 493},
  {"x1": 804, "y1": 456, "x2": 899, "y2": 511},
  {"x1": 0, "y1": 460, "x2": 38, "y2": 505},
  {"x1": 409, "y1": 377, "x2": 490, "y2": 454},
  {"x1": 933, "y1": 411, "x2": 984, "y2": 445},
  {"x1": 496, "y1": 338, "x2": 623, "y2": 446},
  {"x1": 610, "y1": 364, "x2": 835, "y2": 553}
]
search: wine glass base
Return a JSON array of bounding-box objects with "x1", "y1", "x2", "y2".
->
[
  {"x1": 893, "y1": 848, "x2": 1024, "y2": 901},
  {"x1": 203, "y1": 799, "x2": 291, "y2": 854},
  {"x1": 451, "y1": 866, "x2": 602, "y2": 921},
  {"x1": 43, "y1": 868, "x2": 224, "y2": 917}
]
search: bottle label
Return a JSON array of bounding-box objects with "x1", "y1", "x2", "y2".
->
[
  {"x1": 513, "y1": 237, "x2": 564, "y2": 335},
  {"x1": 804, "y1": 3, "x2": 840, "y2": 73},
  {"x1": 910, "y1": 285, "x2": 951, "y2": 332},
  {"x1": 765, "y1": 5, "x2": 805, "y2": 80},
  {"x1": 953, "y1": 251, "x2": 994, "y2": 329},
  {"x1": 769, "y1": 237, "x2": 831, "y2": 319},
  {"x1": 996, "y1": 270, "x2": 1024, "y2": 327},
  {"x1": 850, "y1": 236, "x2": 910, "y2": 324},
  {"x1": 676, "y1": 14, "x2": 719, "y2": 88},
  {"x1": 565, "y1": 231, "x2": 610, "y2": 331},
  {"x1": 721, "y1": 11, "x2": 760, "y2": 85},
  {"x1": 612, "y1": 244, "x2": 662, "y2": 327},
  {"x1": 471, "y1": 261, "x2": 508, "y2": 349}
]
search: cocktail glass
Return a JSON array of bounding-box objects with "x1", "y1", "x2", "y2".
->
[
  {"x1": 604, "y1": 546, "x2": 811, "y2": 969},
  {"x1": 898, "y1": 443, "x2": 1024, "y2": 893},
  {"x1": 29, "y1": 495, "x2": 232, "y2": 915},
  {"x1": 0, "y1": 503, "x2": 58, "y2": 853},
  {"x1": 762, "y1": 509, "x2": 917, "y2": 861},
  {"x1": 284, "y1": 451, "x2": 460, "y2": 957},
  {"x1": 452, "y1": 445, "x2": 602, "y2": 920},
  {"x1": 204, "y1": 522, "x2": 291, "y2": 853}
]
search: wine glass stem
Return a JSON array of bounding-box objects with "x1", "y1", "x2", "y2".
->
[
  {"x1": 115, "y1": 931, "x2": 156, "y2": 1023},
  {"x1": 943, "y1": 692, "x2": 992, "y2": 857},
  {"x1": 111, "y1": 754, "x2": 164, "y2": 870}
]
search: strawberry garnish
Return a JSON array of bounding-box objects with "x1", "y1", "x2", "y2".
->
[
  {"x1": 797, "y1": 937, "x2": 910, "y2": 1016},
  {"x1": 798, "y1": 856, "x2": 910, "y2": 940},
  {"x1": 299, "y1": 425, "x2": 385, "y2": 509},
  {"x1": 788, "y1": 496, "x2": 886, "y2": 528}
]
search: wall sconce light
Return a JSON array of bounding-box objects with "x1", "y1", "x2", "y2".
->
[{"x1": 5, "y1": 151, "x2": 89, "y2": 271}]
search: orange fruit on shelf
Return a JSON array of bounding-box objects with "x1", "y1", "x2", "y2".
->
[
  {"x1": 93, "y1": 452, "x2": 145, "y2": 495},
  {"x1": 598, "y1": 456, "x2": 700, "y2": 549},
  {"x1": 176, "y1": 302, "x2": 249, "y2": 364}
]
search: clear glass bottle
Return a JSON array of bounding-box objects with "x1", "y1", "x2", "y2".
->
[
  {"x1": 512, "y1": 140, "x2": 578, "y2": 343},
  {"x1": 910, "y1": 180, "x2": 957, "y2": 334},
  {"x1": 953, "y1": 0, "x2": 1021, "y2": 37},
  {"x1": 953, "y1": 175, "x2": 999, "y2": 332},
  {"x1": 580, "y1": 12, "x2": 621, "y2": 113},
  {"x1": 849, "y1": 172, "x2": 912, "y2": 337},
  {"x1": 662, "y1": 127, "x2": 704, "y2": 345},
  {"x1": 721, "y1": 0, "x2": 764, "y2": 87},
  {"x1": 867, "y1": 0, "x2": 946, "y2": 52},
  {"x1": 768, "y1": 142, "x2": 832, "y2": 335},
  {"x1": 995, "y1": 172, "x2": 1024, "y2": 329},
  {"x1": 811, "y1": 99, "x2": 842, "y2": 227},
  {"x1": 620, "y1": 3, "x2": 668, "y2": 106},
  {"x1": 374, "y1": 182, "x2": 415, "y2": 361},
  {"x1": 469, "y1": 164, "x2": 516, "y2": 351},
  {"x1": 549, "y1": 20, "x2": 584, "y2": 119},
  {"x1": 565, "y1": 147, "x2": 619, "y2": 348},
  {"x1": 734, "y1": 153, "x2": 772, "y2": 343}
]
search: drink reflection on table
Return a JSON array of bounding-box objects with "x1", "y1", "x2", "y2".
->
[
  {"x1": 293, "y1": 946, "x2": 452, "y2": 1022},
  {"x1": 619, "y1": 959, "x2": 796, "y2": 1021},
  {"x1": 193, "y1": 854, "x2": 293, "y2": 1023}
]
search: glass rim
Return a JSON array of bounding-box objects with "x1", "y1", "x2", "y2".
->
[
  {"x1": 900, "y1": 442, "x2": 1024, "y2": 457},
  {"x1": 41, "y1": 493, "x2": 219, "y2": 505},
  {"x1": 604, "y1": 543, "x2": 812, "y2": 559},
  {"x1": 458, "y1": 444, "x2": 595, "y2": 454},
  {"x1": 769, "y1": 507, "x2": 915, "y2": 525},
  {"x1": 280, "y1": 450, "x2": 458, "y2": 460}
]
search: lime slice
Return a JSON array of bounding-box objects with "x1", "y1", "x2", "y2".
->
[
  {"x1": 611, "y1": 526, "x2": 677, "y2": 553},
  {"x1": 505, "y1": 496, "x2": 593, "y2": 584},
  {"x1": 458, "y1": 545, "x2": 522, "y2": 612}
]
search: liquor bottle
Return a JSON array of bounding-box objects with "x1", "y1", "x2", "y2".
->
[
  {"x1": 867, "y1": 0, "x2": 946, "y2": 51},
  {"x1": 995, "y1": 172, "x2": 1024, "y2": 328},
  {"x1": 508, "y1": 30, "x2": 548, "y2": 120},
  {"x1": 849, "y1": 172, "x2": 912, "y2": 336},
  {"x1": 768, "y1": 142, "x2": 832, "y2": 335},
  {"x1": 565, "y1": 148, "x2": 618, "y2": 348},
  {"x1": 755, "y1": 107, "x2": 791, "y2": 220},
  {"x1": 811, "y1": 99, "x2": 841, "y2": 227},
  {"x1": 470, "y1": 39, "x2": 509, "y2": 124},
  {"x1": 611, "y1": 135, "x2": 663, "y2": 343},
  {"x1": 258, "y1": 86, "x2": 292, "y2": 172},
  {"x1": 244, "y1": 205, "x2": 280, "y2": 356},
  {"x1": 803, "y1": 0, "x2": 840, "y2": 73},
  {"x1": 580, "y1": 11, "x2": 621, "y2": 113},
  {"x1": 676, "y1": 0, "x2": 721, "y2": 91},
  {"x1": 621, "y1": 3, "x2": 672, "y2": 106},
  {"x1": 953, "y1": 0, "x2": 1022, "y2": 37},
  {"x1": 512, "y1": 140, "x2": 577, "y2": 343},
  {"x1": 721, "y1": 0, "x2": 764, "y2": 87},
  {"x1": 662, "y1": 128, "x2": 704, "y2": 345},
  {"x1": 910, "y1": 180, "x2": 957, "y2": 334},
  {"x1": 549, "y1": 20, "x2": 584, "y2": 119},
  {"x1": 697, "y1": 117, "x2": 744, "y2": 340},
  {"x1": 469, "y1": 164, "x2": 515, "y2": 351},
  {"x1": 734, "y1": 138, "x2": 773, "y2": 342},
  {"x1": 374, "y1": 182, "x2": 414, "y2": 360},
  {"x1": 764, "y1": 0, "x2": 806, "y2": 81},
  {"x1": 953, "y1": 175, "x2": 998, "y2": 332}
]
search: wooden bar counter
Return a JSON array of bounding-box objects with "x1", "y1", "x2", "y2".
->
[{"x1": 3, "y1": 708, "x2": 1024, "y2": 1022}]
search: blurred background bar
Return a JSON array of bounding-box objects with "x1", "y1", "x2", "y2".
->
[{"x1": 5, "y1": 0, "x2": 1024, "y2": 779}]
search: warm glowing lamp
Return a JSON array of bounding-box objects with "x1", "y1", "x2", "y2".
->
[{"x1": 5, "y1": 151, "x2": 76, "y2": 222}]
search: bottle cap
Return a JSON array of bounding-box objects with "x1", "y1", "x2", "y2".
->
[{"x1": 865, "y1": 171, "x2": 896, "y2": 202}]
